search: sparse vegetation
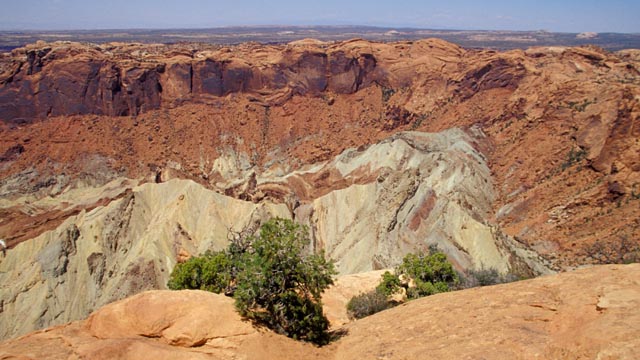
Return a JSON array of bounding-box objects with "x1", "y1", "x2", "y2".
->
[
  {"x1": 561, "y1": 147, "x2": 587, "y2": 170},
  {"x1": 376, "y1": 270, "x2": 402, "y2": 296},
  {"x1": 167, "y1": 218, "x2": 337, "y2": 345},
  {"x1": 582, "y1": 235, "x2": 640, "y2": 264},
  {"x1": 346, "y1": 247, "x2": 460, "y2": 319},
  {"x1": 410, "y1": 113, "x2": 428, "y2": 130},
  {"x1": 346, "y1": 289, "x2": 392, "y2": 319},
  {"x1": 461, "y1": 268, "x2": 520, "y2": 287},
  {"x1": 566, "y1": 98, "x2": 595, "y2": 112},
  {"x1": 396, "y1": 250, "x2": 459, "y2": 299},
  {"x1": 167, "y1": 250, "x2": 233, "y2": 293},
  {"x1": 631, "y1": 183, "x2": 640, "y2": 200},
  {"x1": 381, "y1": 86, "x2": 396, "y2": 103},
  {"x1": 346, "y1": 248, "x2": 529, "y2": 320}
]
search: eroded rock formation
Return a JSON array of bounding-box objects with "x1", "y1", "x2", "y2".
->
[
  {"x1": 0, "y1": 129, "x2": 548, "y2": 340},
  {"x1": 0, "y1": 38, "x2": 638, "y2": 341}
]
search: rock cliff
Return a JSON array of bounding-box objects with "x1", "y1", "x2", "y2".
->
[{"x1": 0, "y1": 39, "x2": 387, "y2": 121}]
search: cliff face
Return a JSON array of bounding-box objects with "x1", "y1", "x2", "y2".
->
[
  {"x1": 0, "y1": 40, "x2": 385, "y2": 121},
  {"x1": 0, "y1": 40, "x2": 637, "y2": 260},
  {"x1": 0, "y1": 179, "x2": 289, "y2": 339},
  {"x1": 0, "y1": 38, "x2": 639, "y2": 340}
]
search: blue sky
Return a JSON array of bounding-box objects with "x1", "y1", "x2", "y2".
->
[{"x1": 0, "y1": 0, "x2": 638, "y2": 33}]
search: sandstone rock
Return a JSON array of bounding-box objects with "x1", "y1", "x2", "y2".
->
[
  {"x1": 86, "y1": 290, "x2": 255, "y2": 347},
  {"x1": 330, "y1": 264, "x2": 640, "y2": 359},
  {"x1": 1, "y1": 39, "x2": 637, "y2": 262},
  {"x1": 0, "y1": 37, "x2": 639, "y2": 342},
  {"x1": 1, "y1": 264, "x2": 638, "y2": 359},
  {"x1": 290, "y1": 130, "x2": 524, "y2": 274},
  {"x1": 0, "y1": 290, "x2": 321, "y2": 360},
  {"x1": 0, "y1": 179, "x2": 289, "y2": 340},
  {"x1": 0, "y1": 40, "x2": 389, "y2": 122}
]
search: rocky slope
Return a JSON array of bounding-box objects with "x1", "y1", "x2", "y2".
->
[
  {"x1": 1, "y1": 264, "x2": 638, "y2": 359},
  {"x1": 0, "y1": 39, "x2": 637, "y2": 263},
  {"x1": 0, "y1": 38, "x2": 638, "y2": 340},
  {"x1": 0, "y1": 129, "x2": 547, "y2": 340}
]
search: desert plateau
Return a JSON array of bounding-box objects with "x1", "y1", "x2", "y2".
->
[{"x1": 0, "y1": 4, "x2": 639, "y2": 358}]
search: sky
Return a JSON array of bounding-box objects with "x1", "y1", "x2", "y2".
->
[{"x1": 0, "y1": 0, "x2": 638, "y2": 33}]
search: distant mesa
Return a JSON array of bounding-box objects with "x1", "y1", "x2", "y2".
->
[{"x1": 577, "y1": 32, "x2": 598, "y2": 39}]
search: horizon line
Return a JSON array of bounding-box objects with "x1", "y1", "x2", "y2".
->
[{"x1": 0, "y1": 24, "x2": 637, "y2": 36}]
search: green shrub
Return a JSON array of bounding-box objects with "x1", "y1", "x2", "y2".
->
[
  {"x1": 168, "y1": 218, "x2": 336, "y2": 345},
  {"x1": 381, "y1": 86, "x2": 396, "y2": 103},
  {"x1": 346, "y1": 247, "x2": 460, "y2": 320},
  {"x1": 561, "y1": 147, "x2": 587, "y2": 170},
  {"x1": 376, "y1": 270, "x2": 402, "y2": 296},
  {"x1": 346, "y1": 290, "x2": 392, "y2": 319},
  {"x1": 396, "y1": 250, "x2": 459, "y2": 299},
  {"x1": 167, "y1": 250, "x2": 233, "y2": 293}
]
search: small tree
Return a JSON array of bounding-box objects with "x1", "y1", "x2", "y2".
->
[
  {"x1": 168, "y1": 218, "x2": 337, "y2": 345},
  {"x1": 234, "y1": 218, "x2": 337, "y2": 345}
]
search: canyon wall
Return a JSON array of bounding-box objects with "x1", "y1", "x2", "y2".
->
[
  {"x1": 0, "y1": 39, "x2": 638, "y2": 340},
  {"x1": 0, "y1": 128, "x2": 547, "y2": 340}
]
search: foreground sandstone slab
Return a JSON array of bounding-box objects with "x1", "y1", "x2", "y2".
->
[
  {"x1": 330, "y1": 264, "x2": 640, "y2": 359},
  {"x1": 0, "y1": 290, "x2": 323, "y2": 360},
  {"x1": 1, "y1": 264, "x2": 638, "y2": 359}
]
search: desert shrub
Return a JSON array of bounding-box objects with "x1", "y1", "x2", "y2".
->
[
  {"x1": 167, "y1": 250, "x2": 233, "y2": 293},
  {"x1": 167, "y1": 218, "x2": 336, "y2": 345},
  {"x1": 376, "y1": 270, "x2": 402, "y2": 296},
  {"x1": 233, "y1": 218, "x2": 336, "y2": 345},
  {"x1": 346, "y1": 247, "x2": 459, "y2": 320},
  {"x1": 567, "y1": 99, "x2": 594, "y2": 112},
  {"x1": 462, "y1": 268, "x2": 520, "y2": 288},
  {"x1": 561, "y1": 147, "x2": 587, "y2": 170},
  {"x1": 381, "y1": 86, "x2": 396, "y2": 103},
  {"x1": 346, "y1": 290, "x2": 392, "y2": 319},
  {"x1": 582, "y1": 235, "x2": 640, "y2": 264},
  {"x1": 396, "y1": 250, "x2": 459, "y2": 299}
]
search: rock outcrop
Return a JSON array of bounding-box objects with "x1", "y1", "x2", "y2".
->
[
  {"x1": 1, "y1": 264, "x2": 638, "y2": 359},
  {"x1": 331, "y1": 263, "x2": 640, "y2": 359},
  {"x1": 0, "y1": 128, "x2": 548, "y2": 340},
  {"x1": 0, "y1": 290, "x2": 322, "y2": 360},
  {"x1": 0, "y1": 179, "x2": 289, "y2": 340},
  {"x1": 0, "y1": 40, "x2": 390, "y2": 121}
]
